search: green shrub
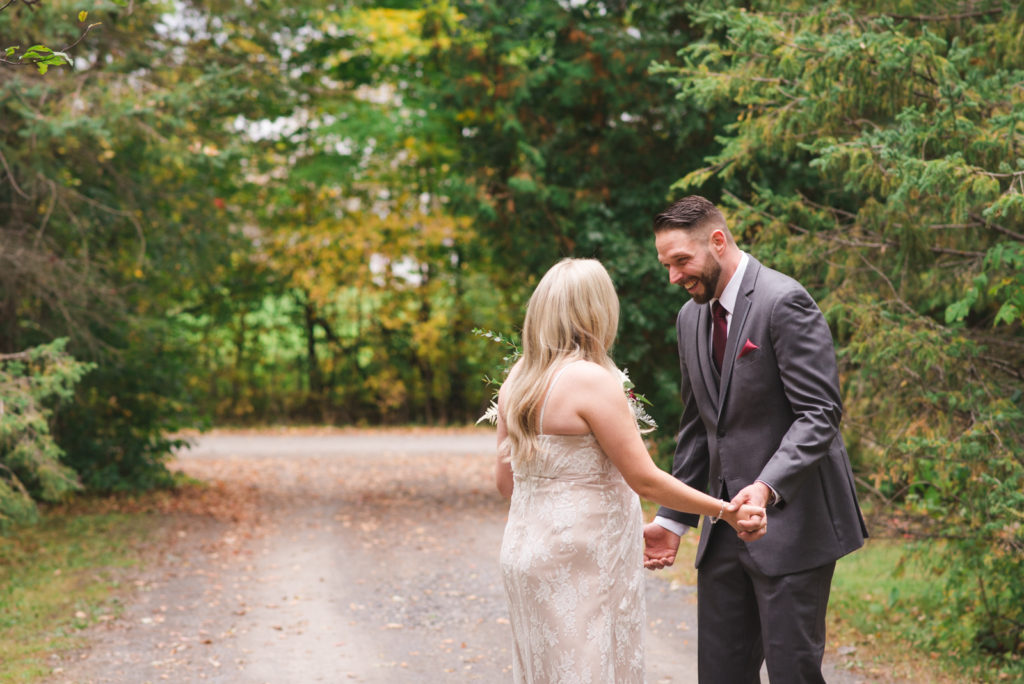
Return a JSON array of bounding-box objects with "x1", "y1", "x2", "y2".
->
[{"x1": 0, "y1": 339, "x2": 92, "y2": 529}]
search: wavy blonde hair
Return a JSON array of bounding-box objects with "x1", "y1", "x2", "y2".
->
[{"x1": 501, "y1": 258, "x2": 620, "y2": 462}]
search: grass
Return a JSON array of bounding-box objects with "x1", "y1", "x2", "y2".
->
[
  {"x1": 0, "y1": 473, "x2": 255, "y2": 683},
  {"x1": 828, "y1": 538, "x2": 959, "y2": 683},
  {"x1": 829, "y1": 538, "x2": 1023, "y2": 683},
  {"x1": 0, "y1": 508, "x2": 161, "y2": 682},
  {"x1": 641, "y1": 502, "x2": 1023, "y2": 683}
]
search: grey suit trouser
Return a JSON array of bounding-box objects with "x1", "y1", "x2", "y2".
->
[{"x1": 697, "y1": 520, "x2": 835, "y2": 684}]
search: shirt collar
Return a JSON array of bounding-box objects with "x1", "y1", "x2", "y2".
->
[{"x1": 713, "y1": 252, "x2": 749, "y2": 315}]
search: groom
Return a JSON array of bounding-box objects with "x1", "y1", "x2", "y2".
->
[{"x1": 642, "y1": 196, "x2": 867, "y2": 683}]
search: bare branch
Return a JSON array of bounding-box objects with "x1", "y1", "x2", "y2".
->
[
  {"x1": 60, "y1": 184, "x2": 147, "y2": 265},
  {"x1": 930, "y1": 245, "x2": 987, "y2": 258},
  {"x1": 928, "y1": 223, "x2": 977, "y2": 230},
  {"x1": 1, "y1": 0, "x2": 42, "y2": 10},
  {"x1": 0, "y1": 146, "x2": 31, "y2": 199},
  {"x1": 979, "y1": 355, "x2": 1024, "y2": 380},
  {"x1": 969, "y1": 212, "x2": 1024, "y2": 242},
  {"x1": 980, "y1": 168, "x2": 1024, "y2": 180},
  {"x1": 796, "y1": 190, "x2": 858, "y2": 220},
  {"x1": 722, "y1": 189, "x2": 810, "y2": 234},
  {"x1": 856, "y1": 250, "x2": 918, "y2": 317},
  {"x1": 886, "y1": 8, "x2": 1005, "y2": 22},
  {"x1": 854, "y1": 474, "x2": 895, "y2": 505},
  {"x1": 33, "y1": 176, "x2": 58, "y2": 246},
  {"x1": 60, "y1": 21, "x2": 101, "y2": 53}
]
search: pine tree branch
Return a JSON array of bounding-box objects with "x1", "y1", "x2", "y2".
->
[{"x1": 729, "y1": 191, "x2": 990, "y2": 259}]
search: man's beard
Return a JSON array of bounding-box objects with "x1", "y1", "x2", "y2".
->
[{"x1": 688, "y1": 257, "x2": 722, "y2": 304}]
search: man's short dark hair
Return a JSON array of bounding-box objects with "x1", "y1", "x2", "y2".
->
[{"x1": 654, "y1": 195, "x2": 726, "y2": 234}]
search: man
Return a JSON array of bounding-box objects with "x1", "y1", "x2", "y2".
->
[{"x1": 643, "y1": 195, "x2": 867, "y2": 683}]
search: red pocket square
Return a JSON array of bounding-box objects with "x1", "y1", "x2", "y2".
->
[{"x1": 739, "y1": 339, "x2": 759, "y2": 358}]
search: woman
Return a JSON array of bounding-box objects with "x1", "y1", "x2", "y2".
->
[{"x1": 495, "y1": 258, "x2": 765, "y2": 684}]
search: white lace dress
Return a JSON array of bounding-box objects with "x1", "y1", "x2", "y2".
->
[{"x1": 499, "y1": 378, "x2": 645, "y2": 683}]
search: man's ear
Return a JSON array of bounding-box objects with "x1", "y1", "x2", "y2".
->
[{"x1": 709, "y1": 228, "x2": 727, "y2": 253}]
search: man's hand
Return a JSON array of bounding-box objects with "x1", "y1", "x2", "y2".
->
[
  {"x1": 643, "y1": 522, "x2": 681, "y2": 569},
  {"x1": 730, "y1": 482, "x2": 771, "y2": 542}
]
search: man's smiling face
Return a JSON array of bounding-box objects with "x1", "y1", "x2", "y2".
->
[{"x1": 655, "y1": 228, "x2": 723, "y2": 304}]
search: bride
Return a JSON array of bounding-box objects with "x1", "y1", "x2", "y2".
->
[{"x1": 494, "y1": 258, "x2": 766, "y2": 684}]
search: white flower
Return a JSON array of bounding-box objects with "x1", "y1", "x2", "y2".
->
[
  {"x1": 477, "y1": 399, "x2": 499, "y2": 426},
  {"x1": 618, "y1": 368, "x2": 657, "y2": 434}
]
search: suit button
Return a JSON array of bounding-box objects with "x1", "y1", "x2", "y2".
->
[{"x1": 717, "y1": 428, "x2": 725, "y2": 438}]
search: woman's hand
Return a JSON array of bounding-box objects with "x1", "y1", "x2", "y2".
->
[{"x1": 643, "y1": 521, "x2": 681, "y2": 569}]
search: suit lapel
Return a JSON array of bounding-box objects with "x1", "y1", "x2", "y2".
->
[
  {"x1": 696, "y1": 302, "x2": 720, "y2": 406},
  {"x1": 716, "y1": 258, "x2": 761, "y2": 423}
]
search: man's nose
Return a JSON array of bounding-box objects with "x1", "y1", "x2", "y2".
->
[{"x1": 669, "y1": 267, "x2": 684, "y2": 285}]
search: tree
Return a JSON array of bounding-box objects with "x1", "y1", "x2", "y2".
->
[
  {"x1": 1, "y1": 1, "x2": 100, "y2": 522},
  {"x1": 402, "y1": 0, "x2": 730, "y2": 434},
  {"x1": 177, "y1": 2, "x2": 499, "y2": 425},
  {"x1": 655, "y1": 0, "x2": 1023, "y2": 667},
  {"x1": 0, "y1": 0, "x2": 316, "y2": 491}
]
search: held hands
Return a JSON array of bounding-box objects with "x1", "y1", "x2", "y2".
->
[
  {"x1": 729, "y1": 482, "x2": 772, "y2": 542},
  {"x1": 718, "y1": 500, "x2": 767, "y2": 541},
  {"x1": 642, "y1": 486, "x2": 770, "y2": 571}
]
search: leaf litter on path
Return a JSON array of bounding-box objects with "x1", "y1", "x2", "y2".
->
[{"x1": 47, "y1": 429, "x2": 872, "y2": 683}]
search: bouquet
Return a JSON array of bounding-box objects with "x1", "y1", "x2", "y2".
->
[{"x1": 473, "y1": 328, "x2": 656, "y2": 434}]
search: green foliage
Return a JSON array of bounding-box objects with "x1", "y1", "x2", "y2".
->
[
  {"x1": 0, "y1": 339, "x2": 92, "y2": 528},
  {"x1": 472, "y1": 327, "x2": 521, "y2": 425},
  {"x1": 0, "y1": 0, "x2": 295, "y2": 499},
  {"x1": 0, "y1": 508, "x2": 154, "y2": 679},
  {"x1": 951, "y1": 241, "x2": 1024, "y2": 327},
  {"x1": 473, "y1": 328, "x2": 522, "y2": 369},
  {"x1": 657, "y1": 0, "x2": 1024, "y2": 668},
  {"x1": 53, "y1": 326, "x2": 194, "y2": 493},
  {"x1": 160, "y1": 1, "x2": 508, "y2": 425},
  {"x1": 829, "y1": 540, "x2": 975, "y2": 680},
  {"x1": 0, "y1": 1, "x2": 100, "y2": 74},
  {"x1": 411, "y1": 0, "x2": 727, "y2": 441}
]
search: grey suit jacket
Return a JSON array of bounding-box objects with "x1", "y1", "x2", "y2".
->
[{"x1": 657, "y1": 256, "x2": 867, "y2": 576}]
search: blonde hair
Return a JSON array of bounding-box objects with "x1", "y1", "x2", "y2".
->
[{"x1": 501, "y1": 258, "x2": 620, "y2": 462}]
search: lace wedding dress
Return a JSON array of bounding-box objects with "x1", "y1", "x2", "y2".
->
[{"x1": 500, "y1": 369, "x2": 645, "y2": 683}]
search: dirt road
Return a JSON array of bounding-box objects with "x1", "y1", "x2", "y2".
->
[{"x1": 48, "y1": 429, "x2": 867, "y2": 683}]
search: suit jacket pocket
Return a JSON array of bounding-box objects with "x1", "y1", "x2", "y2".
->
[{"x1": 734, "y1": 347, "x2": 760, "y2": 368}]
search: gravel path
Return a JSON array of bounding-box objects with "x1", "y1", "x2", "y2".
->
[{"x1": 47, "y1": 429, "x2": 871, "y2": 683}]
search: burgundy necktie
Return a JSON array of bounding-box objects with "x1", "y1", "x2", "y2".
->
[{"x1": 712, "y1": 300, "x2": 728, "y2": 372}]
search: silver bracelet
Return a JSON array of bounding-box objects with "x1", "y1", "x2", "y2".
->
[{"x1": 710, "y1": 500, "x2": 725, "y2": 524}]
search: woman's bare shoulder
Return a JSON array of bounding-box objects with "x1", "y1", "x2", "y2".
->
[{"x1": 560, "y1": 360, "x2": 621, "y2": 392}]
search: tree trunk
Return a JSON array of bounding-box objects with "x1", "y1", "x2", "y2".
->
[{"x1": 302, "y1": 295, "x2": 323, "y2": 413}]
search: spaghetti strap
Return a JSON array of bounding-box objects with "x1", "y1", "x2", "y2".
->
[{"x1": 538, "y1": 364, "x2": 573, "y2": 435}]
